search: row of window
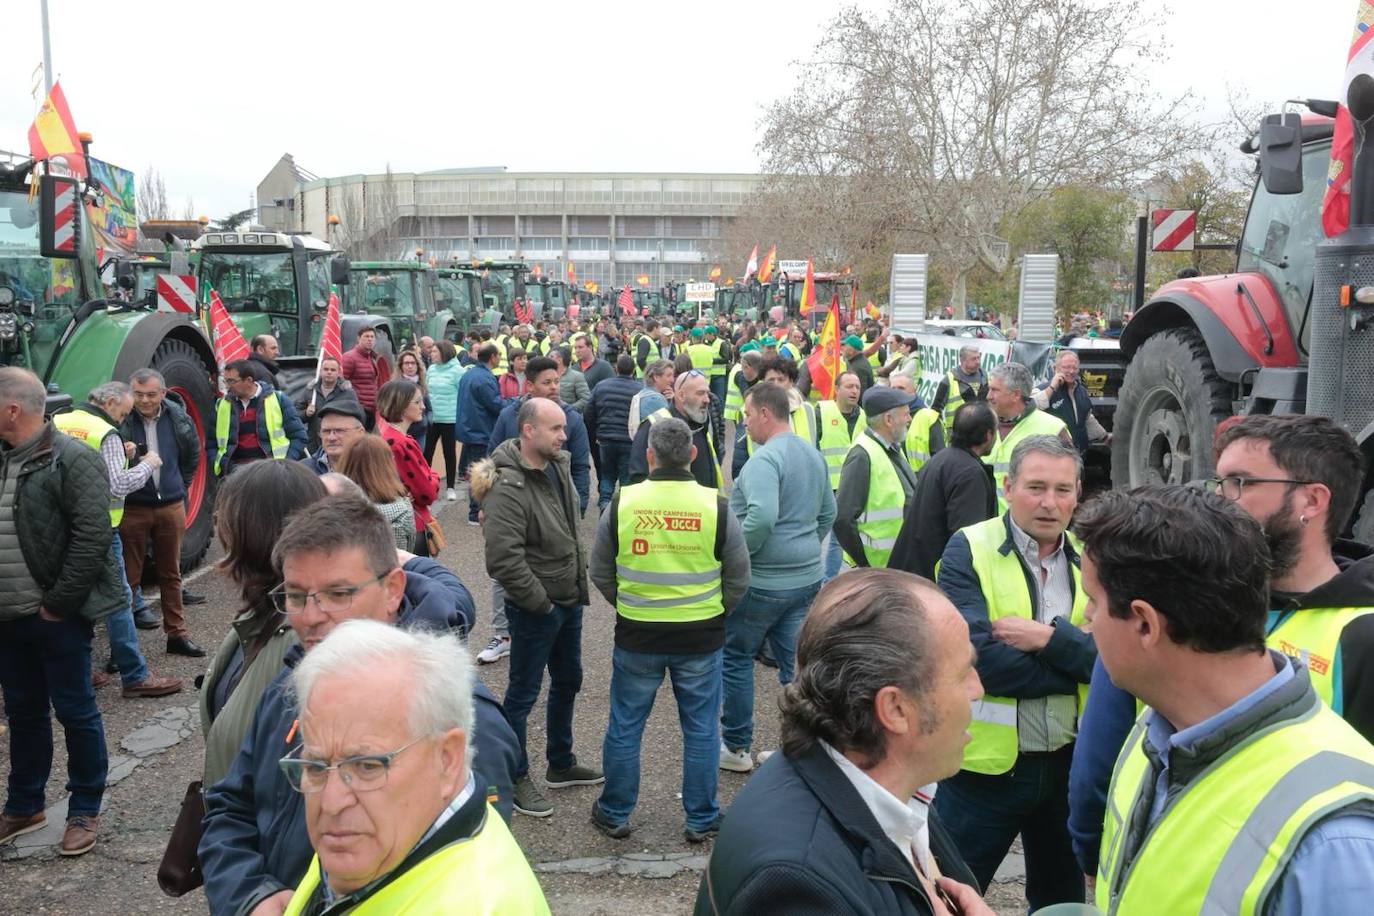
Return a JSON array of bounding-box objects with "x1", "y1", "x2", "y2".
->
[{"x1": 381, "y1": 177, "x2": 757, "y2": 207}]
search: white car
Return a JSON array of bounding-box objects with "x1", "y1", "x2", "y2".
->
[{"x1": 899, "y1": 319, "x2": 1008, "y2": 340}]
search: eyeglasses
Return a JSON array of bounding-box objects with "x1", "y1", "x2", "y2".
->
[
  {"x1": 267, "y1": 573, "x2": 389, "y2": 615},
  {"x1": 279, "y1": 735, "x2": 429, "y2": 794},
  {"x1": 319, "y1": 425, "x2": 361, "y2": 438},
  {"x1": 1205, "y1": 475, "x2": 1316, "y2": 501},
  {"x1": 132, "y1": 391, "x2": 165, "y2": 400}
]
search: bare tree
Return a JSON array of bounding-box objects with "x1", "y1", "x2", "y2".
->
[
  {"x1": 756, "y1": 0, "x2": 1213, "y2": 310},
  {"x1": 137, "y1": 166, "x2": 169, "y2": 223},
  {"x1": 178, "y1": 196, "x2": 198, "y2": 221},
  {"x1": 332, "y1": 165, "x2": 404, "y2": 260}
]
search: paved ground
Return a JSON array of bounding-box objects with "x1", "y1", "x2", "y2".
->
[{"x1": 0, "y1": 449, "x2": 1030, "y2": 914}]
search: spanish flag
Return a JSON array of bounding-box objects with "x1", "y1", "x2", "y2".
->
[
  {"x1": 757, "y1": 245, "x2": 777, "y2": 284},
  {"x1": 709, "y1": 265, "x2": 722, "y2": 281},
  {"x1": 28, "y1": 82, "x2": 85, "y2": 178},
  {"x1": 566, "y1": 261, "x2": 576, "y2": 283},
  {"x1": 799, "y1": 259, "x2": 817, "y2": 314},
  {"x1": 805, "y1": 296, "x2": 844, "y2": 400}
]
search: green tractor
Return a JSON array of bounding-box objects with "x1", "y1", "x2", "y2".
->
[
  {"x1": 466, "y1": 258, "x2": 529, "y2": 325},
  {"x1": 0, "y1": 157, "x2": 220, "y2": 570},
  {"x1": 340, "y1": 261, "x2": 472, "y2": 351},
  {"x1": 192, "y1": 228, "x2": 392, "y2": 402}
]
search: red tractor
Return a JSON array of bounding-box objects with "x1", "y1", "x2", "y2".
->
[{"x1": 1110, "y1": 99, "x2": 1374, "y2": 537}]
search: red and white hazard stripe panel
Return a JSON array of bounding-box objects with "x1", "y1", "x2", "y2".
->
[
  {"x1": 51, "y1": 182, "x2": 77, "y2": 255},
  {"x1": 156, "y1": 274, "x2": 198, "y2": 313},
  {"x1": 1151, "y1": 209, "x2": 1197, "y2": 252}
]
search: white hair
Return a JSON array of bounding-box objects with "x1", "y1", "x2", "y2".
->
[
  {"x1": 319, "y1": 472, "x2": 363, "y2": 497},
  {"x1": 292, "y1": 620, "x2": 475, "y2": 763}
]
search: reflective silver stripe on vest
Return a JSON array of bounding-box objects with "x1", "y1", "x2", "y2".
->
[
  {"x1": 618, "y1": 583, "x2": 724, "y2": 609},
  {"x1": 994, "y1": 462, "x2": 1010, "y2": 473},
  {"x1": 861, "y1": 534, "x2": 898, "y2": 550},
  {"x1": 1100, "y1": 719, "x2": 1150, "y2": 892},
  {"x1": 909, "y1": 452, "x2": 929, "y2": 462},
  {"x1": 861, "y1": 507, "x2": 904, "y2": 522},
  {"x1": 970, "y1": 699, "x2": 1018, "y2": 728},
  {"x1": 1197, "y1": 751, "x2": 1374, "y2": 916},
  {"x1": 615, "y1": 564, "x2": 721, "y2": 586},
  {"x1": 821, "y1": 447, "x2": 849, "y2": 457}
]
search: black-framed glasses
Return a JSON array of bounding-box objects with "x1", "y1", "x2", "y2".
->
[
  {"x1": 278, "y1": 736, "x2": 429, "y2": 794},
  {"x1": 267, "y1": 573, "x2": 389, "y2": 616},
  {"x1": 1205, "y1": 476, "x2": 1317, "y2": 501}
]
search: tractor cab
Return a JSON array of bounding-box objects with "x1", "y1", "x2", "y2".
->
[
  {"x1": 433, "y1": 267, "x2": 482, "y2": 336},
  {"x1": 341, "y1": 261, "x2": 438, "y2": 350},
  {"x1": 468, "y1": 258, "x2": 529, "y2": 322}
]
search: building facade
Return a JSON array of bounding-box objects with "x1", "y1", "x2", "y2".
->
[{"x1": 256, "y1": 157, "x2": 761, "y2": 288}]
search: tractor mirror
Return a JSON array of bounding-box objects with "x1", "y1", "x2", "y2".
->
[
  {"x1": 1258, "y1": 113, "x2": 1304, "y2": 195},
  {"x1": 39, "y1": 174, "x2": 81, "y2": 260},
  {"x1": 330, "y1": 256, "x2": 351, "y2": 286},
  {"x1": 116, "y1": 274, "x2": 135, "y2": 292}
]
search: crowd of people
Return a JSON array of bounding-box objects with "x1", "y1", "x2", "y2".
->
[{"x1": 2, "y1": 301, "x2": 1373, "y2": 915}]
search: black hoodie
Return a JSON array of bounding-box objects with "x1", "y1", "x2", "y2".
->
[{"x1": 1270, "y1": 539, "x2": 1374, "y2": 743}]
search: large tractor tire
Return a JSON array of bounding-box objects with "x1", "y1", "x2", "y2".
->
[
  {"x1": 151, "y1": 338, "x2": 218, "y2": 572},
  {"x1": 1111, "y1": 327, "x2": 1234, "y2": 489}
]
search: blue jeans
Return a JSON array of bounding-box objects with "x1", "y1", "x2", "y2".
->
[
  {"x1": 503, "y1": 602, "x2": 584, "y2": 778},
  {"x1": 709, "y1": 374, "x2": 726, "y2": 405},
  {"x1": 0, "y1": 613, "x2": 108, "y2": 818},
  {"x1": 934, "y1": 746, "x2": 1084, "y2": 909},
  {"x1": 596, "y1": 646, "x2": 722, "y2": 831},
  {"x1": 822, "y1": 530, "x2": 844, "y2": 582},
  {"x1": 104, "y1": 531, "x2": 148, "y2": 687},
  {"x1": 720, "y1": 582, "x2": 820, "y2": 752},
  {"x1": 597, "y1": 441, "x2": 632, "y2": 508}
]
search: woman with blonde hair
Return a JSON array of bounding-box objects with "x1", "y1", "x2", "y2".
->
[{"x1": 338, "y1": 435, "x2": 415, "y2": 551}]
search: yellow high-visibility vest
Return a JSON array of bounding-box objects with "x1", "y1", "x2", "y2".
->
[
  {"x1": 816, "y1": 400, "x2": 866, "y2": 490},
  {"x1": 614, "y1": 479, "x2": 724, "y2": 623},
  {"x1": 53, "y1": 408, "x2": 125, "y2": 526}
]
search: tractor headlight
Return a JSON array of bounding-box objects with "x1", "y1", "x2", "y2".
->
[
  {"x1": 0, "y1": 286, "x2": 14, "y2": 307},
  {"x1": 0, "y1": 313, "x2": 17, "y2": 340}
]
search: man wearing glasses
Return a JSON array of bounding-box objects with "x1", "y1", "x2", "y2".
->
[
  {"x1": 275, "y1": 621, "x2": 547, "y2": 915},
  {"x1": 1068, "y1": 414, "x2": 1374, "y2": 880},
  {"x1": 300, "y1": 400, "x2": 366, "y2": 476},
  {"x1": 200, "y1": 496, "x2": 516, "y2": 916},
  {"x1": 210, "y1": 359, "x2": 308, "y2": 478}
]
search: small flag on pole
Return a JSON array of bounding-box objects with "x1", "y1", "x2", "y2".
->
[
  {"x1": 208, "y1": 289, "x2": 251, "y2": 381},
  {"x1": 757, "y1": 245, "x2": 777, "y2": 283},
  {"x1": 27, "y1": 81, "x2": 86, "y2": 178},
  {"x1": 566, "y1": 261, "x2": 576, "y2": 284},
  {"x1": 805, "y1": 296, "x2": 844, "y2": 400},
  {"x1": 799, "y1": 259, "x2": 817, "y2": 314},
  {"x1": 709, "y1": 265, "x2": 722, "y2": 282},
  {"x1": 617, "y1": 285, "x2": 636, "y2": 316},
  {"x1": 744, "y1": 244, "x2": 759, "y2": 281}
]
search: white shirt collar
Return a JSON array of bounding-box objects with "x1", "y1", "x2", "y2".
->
[{"x1": 821, "y1": 741, "x2": 934, "y2": 873}]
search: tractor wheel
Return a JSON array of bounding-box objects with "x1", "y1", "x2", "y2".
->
[
  {"x1": 151, "y1": 338, "x2": 218, "y2": 572},
  {"x1": 1111, "y1": 327, "x2": 1233, "y2": 489}
]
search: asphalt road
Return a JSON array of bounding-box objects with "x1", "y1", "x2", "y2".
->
[{"x1": 0, "y1": 450, "x2": 1029, "y2": 914}]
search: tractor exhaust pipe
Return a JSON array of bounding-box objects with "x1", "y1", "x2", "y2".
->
[{"x1": 1348, "y1": 73, "x2": 1374, "y2": 226}]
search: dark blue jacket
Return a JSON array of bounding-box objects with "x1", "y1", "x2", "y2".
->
[
  {"x1": 936, "y1": 514, "x2": 1096, "y2": 699},
  {"x1": 582, "y1": 375, "x2": 640, "y2": 445},
  {"x1": 454, "y1": 363, "x2": 508, "y2": 445},
  {"x1": 199, "y1": 565, "x2": 509, "y2": 916},
  {"x1": 1042, "y1": 381, "x2": 1096, "y2": 453},
  {"x1": 119, "y1": 395, "x2": 201, "y2": 506},
  {"x1": 1067, "y1": 656, "x2": 1136, "y2": 874},
  {"x1": 488, "y1": 396, "x2": 591, "y2": 512},
  {"x1": 695, "y1": 744, "x2": 976, "y2": 915}
]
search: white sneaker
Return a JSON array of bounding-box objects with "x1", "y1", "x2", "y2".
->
[
  {"x1": 476, "y1": 636, "x2": 511, "y2": 664},
  {"x1": 446, "y1": 487, "x2": 457, "y2": 501},
  {"x1": 719, "y1": 742, "x2": 754, "y2": 773},
  {"x1": 755, "y1": 750, "x2": 775, "y2": 765}
]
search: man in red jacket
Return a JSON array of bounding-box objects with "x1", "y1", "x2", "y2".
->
[{"x1": 341, "y1": 328, "x2": 391, "y2": 430}]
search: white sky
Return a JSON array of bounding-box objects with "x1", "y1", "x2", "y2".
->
[{"x1": 0, "y1": 0, "x2": 1356, "y2": 218}]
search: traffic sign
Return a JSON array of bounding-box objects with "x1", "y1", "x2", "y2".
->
[
  {"x1": 685, "y1": 282, "x2": 716, "y2": 303},
  {"x1": 1151, "y1": 209, "x2": 1197, "y2": 251}
]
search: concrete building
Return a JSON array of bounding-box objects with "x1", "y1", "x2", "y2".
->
[{"x1": 255, "y1": 156, "x2": 761, "y2": 288}]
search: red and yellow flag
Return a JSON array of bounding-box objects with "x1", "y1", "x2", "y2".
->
[
  {"x1": 799, "y1": 259, "x2": 817, "y2": 314},
  {"x1": 566, "y1": 261, "x2": 575, "y2": 283},
  {"x1": 636, "y1": 273, "x2": 650, "y2": 286},
  {"x1": 865, "y1": 299, "x2": 882, "y2": 320},
  {"x1": 531, "y1": 264, "x2": 542, "y2": 279},
  {"x1": 28, "y1": 81, "x2": 85, "y2": 178},
  {"x1": 805, "y1": 296, "x2": 844, "y2": 400},
  {"x1": 708, "y1": 265, "x2": 722, "y2": 282},
  {"x1": 757, "y1": 245, "x2": 777, "y2": 283}
]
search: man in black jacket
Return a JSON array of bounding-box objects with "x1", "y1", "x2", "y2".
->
[
  {"x1": 696, "y1": 569, "x2": 993, "y2": 916},
  {"x1": 889, "y1": 403, "x2": 998, "y2": 579},
  {"x1": 584, "y1": 355, "x2": 642, "y2": 511},
  {"x1": 119, "y1": 369, "x2": 203, "y2": 655}
]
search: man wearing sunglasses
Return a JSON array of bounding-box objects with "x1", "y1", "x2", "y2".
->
[
  {"x1": 200, "y1": 497, "x2": 516, "y2": 916},
  {"x1": 1068, "y1": 414, "x2": 1374, "y2": 880}
]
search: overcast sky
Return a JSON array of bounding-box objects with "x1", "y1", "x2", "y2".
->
[{"x1": 0, "y1": 0, "x2": 1355, "y2": 218}]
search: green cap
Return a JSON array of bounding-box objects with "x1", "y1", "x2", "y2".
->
[
  {"x1": 690, "y1": 327, "x2": 704, "y2": 338},
  {"x1": 705, "y1": 325, "x2": 718, "y2": 334},
  {"x1": 739, "y1": 341, "x2": 760, "y2": 354},
  {"x1": 762, "y1": 335, "x2": 778, "y2": 346},
  {"x1": 842, "y1": 334, "x2": 864, "y2": 349},
  {"x1": 673, "y1": 325, "x2": 685, "y2": 332}
]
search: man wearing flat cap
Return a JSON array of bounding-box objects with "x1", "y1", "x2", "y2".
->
[
  {"x1": 301, "y1": 399, "x2": 367, "y2": 475},
  {"x1": 842, "y1": 335, "x2": 876, "y2": 393},
  {"x1": 832, "y1": 386, "x2": 919, "y2": 569}
]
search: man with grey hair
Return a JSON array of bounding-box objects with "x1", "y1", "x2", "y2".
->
[
  {"x1": 934, "y1": 434, "x2": 1095, "y2": 909},
  {"x1": 55, "y1": 382, "x2": 189, "y2": 689},
  {"x1": 833, "y1": 386, "x2": 920, "y2": 570},
  {"x1": 931, "y1": 343, "x2": 988, "y2": 435},
  {"x1": 200, "y1": 495, "x2": 510, "y2": 916},
  {"x1": 119, "y1": 367, "x2": 206, "y2": 654},
  {"x1": 589, "y1": 417, "x2": 750, "y2": 841},
  {"x1": 279, "y1": 620, "x2": 546, "y2": 914},
  {"x1": 696, "y1": 569, "x2": 992, "y2": 915},
  {"x1": 984, "y1": 361, "x2": 1070, "y2": 510},
  {"x1": 0, "y1": 369, "x2": 128, "y2": 855}
]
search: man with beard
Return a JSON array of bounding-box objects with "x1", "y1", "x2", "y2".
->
[
  {"x1": 627, "y1": 370, "x2": 721, "y2": 489},
  {"x1": 1066, "y1": 414, "x2": 1374, "y2": 877},
  {"x1": 248, "y1": 335, "x2": 284, "y2": 391}
]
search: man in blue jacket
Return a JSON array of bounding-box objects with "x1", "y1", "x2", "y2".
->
[
  {"x1": 582, "y1": 354, "x2": 642, "y2": 510},
  {"x1": 456, "y1": 344, "x2": 509, "y2": 523},
  {"x1": 198, "y1": 497, "x2": 517, "y2": 916}
]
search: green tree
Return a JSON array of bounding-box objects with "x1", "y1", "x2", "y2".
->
[
  {"x1": 215, "y1": 208, "x2": 257, "y2": 231},
  {"x1": 1010, "y1": 184, "x2": 1131, "y2": 320},
  {"x1": 1143, "y1": 157, "x2": 1250, "y2": 292}
]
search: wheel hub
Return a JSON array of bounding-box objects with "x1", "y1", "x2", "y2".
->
[{"x1": 1136, "y1": 391, "x2": 1191, "y2": 486}]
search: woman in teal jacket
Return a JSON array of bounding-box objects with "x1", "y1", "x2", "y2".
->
[{"x1": 424, "y1": 340, "x2": 466, "y2": 497}]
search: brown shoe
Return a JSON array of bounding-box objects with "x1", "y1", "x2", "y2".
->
[
  {"x1": 121, "y1": 673, "x2": 183, "y2": 699},
  {"x1": 59, "y1": 815, "x2": 98, "y2": 856},
  {"x1": 91, "y1": 669, "x2": 111, "y2": 688},
  {"x1": 0, "y1": 811, "x2": 46, "y2": 845}
]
